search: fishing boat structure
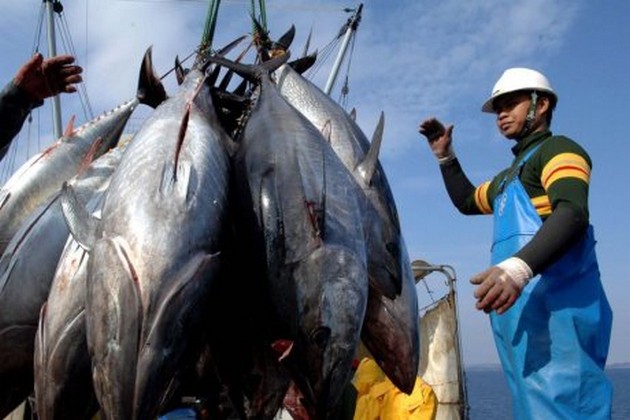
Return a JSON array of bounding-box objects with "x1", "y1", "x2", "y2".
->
[
  {"x1": 1, "y1": 1, "x2": 469, "y2": 419},
  {"x1": 413, "y1": 261, "x2": 469, "y2": 419}
]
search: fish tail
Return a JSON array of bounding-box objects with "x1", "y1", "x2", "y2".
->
[{"x1": 137, "y1": 46, "x2": 167, "y2": 109}]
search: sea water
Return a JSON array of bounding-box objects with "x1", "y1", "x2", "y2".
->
[{"x1": 465, "y1": 366, "x2": 630, "y2": 419}]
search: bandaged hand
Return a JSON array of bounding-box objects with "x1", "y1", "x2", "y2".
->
[{"x1": 470, "y1": 257, "x2": 533, "y2": 315}]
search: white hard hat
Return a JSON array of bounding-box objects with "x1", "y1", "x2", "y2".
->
[{"x1": 481, "y1": 67, "x2": 557, "y2": 113}]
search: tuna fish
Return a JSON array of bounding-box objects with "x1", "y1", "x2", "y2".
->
[
  {"x1": 63, "y1": 55, "x2": 231, "y2": 420},
  {"x1": 275, "y1": 62, "x2": 404, "y2": 299},
  {"x1": 209, "y1": 52, "x2": 369, "y2": 417},
  {"x1": 360, "y1": 243, "x2": 419, "y2": 394},
  {"x1": 32, "y1": 146, "x2": 127, "y2": 420},
  {"x1": 0, "y1": 46, "x2": 165, "y2": 418},
  {"x1": 274, "y1": 63, "x2": 419, "y2": 393},
  {"x1": 0, "y1": 143, "x2": 133, "y2": 419},
  {"x1": 0, "y1": 47, "x2": 165, "y2": 257}
]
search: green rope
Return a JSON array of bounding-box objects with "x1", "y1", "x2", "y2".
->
[
  {"x1": 258, "y1": 0, "x2": 267, "y2": 29},
  {"x1": 200, "y1": 0, "x2": 221, "y2": 53},
  {"x1": 249, "y1": 0, "x2": 267, "y2": 32}
]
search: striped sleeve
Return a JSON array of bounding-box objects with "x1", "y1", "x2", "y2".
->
[
  {"x1": 530, "y1": 195, "x2": 552, "y2": 217},
  {"x1": 473, "y1": 181, "x2": 493, "y2": 214},
  {"x1": 541, "y1": 152, "x2": 591, "y2": 190}
]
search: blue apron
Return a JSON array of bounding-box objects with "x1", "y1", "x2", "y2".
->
[{"x1": 489, "y1": 144, "x2": 613, "y2": 419}]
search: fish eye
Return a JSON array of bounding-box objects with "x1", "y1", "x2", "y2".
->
[
  {"x1": 310, "y1": 327, "x2": 331, "y2": 348},
  {"x1": 386, "y1": 241, "x2": 400, "y2": 258}
]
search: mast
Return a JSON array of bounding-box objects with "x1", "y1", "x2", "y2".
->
[
  {"x1": 323, "y1": 3, "x2": 363, "y2": 96},
  {"x1": 44, "y1": 0, "x2": 63, "y2": 139}
]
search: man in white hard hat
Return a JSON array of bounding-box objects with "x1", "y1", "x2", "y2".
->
[{"x1": 418, "y1": 68, "x2": 613, "y2": 419}]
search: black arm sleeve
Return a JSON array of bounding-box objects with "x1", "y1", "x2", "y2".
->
[
  {"x1": 439, "y1": 158, "x2": 479, "y2": 215},
  {"x1": 0, "y1": 81, "x2": 42, "y2": 161},
  {"x1": 514, "y1": 201, "x2": 588, "y2": 274}
]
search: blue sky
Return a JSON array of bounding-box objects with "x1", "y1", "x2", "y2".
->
[{"x1": 1, "y1": 1, "x2": 628, "y2": 366}]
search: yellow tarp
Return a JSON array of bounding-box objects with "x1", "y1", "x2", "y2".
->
[{"x1": 353, "y1": 357, "x2": 437, "y2": 420}]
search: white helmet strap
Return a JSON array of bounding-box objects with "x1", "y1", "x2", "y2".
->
[{"x1": 520, "y1": 91, "x2": 539, "y2": 138}]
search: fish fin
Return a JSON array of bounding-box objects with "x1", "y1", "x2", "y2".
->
[
  {"x1": 196, "y1": 34, "x2": 248, "y2": 72},
  {"x1": 78, "y1": 136, "x2": 103, "y2": 175},
  {"x1": 142, "y1": 252, "x2": 220, "y2": 348},
  {"x1": 174, "y1": 55, "x2": 187, "y2": 85},
  {"x1": 35, "y1": 302, "x2": 48, "y2": 376},
  {"x1": 60, "y1": 182, "x2": 99, "y2": 251},
  {"x1": 137, "y1": 46, "x2": 168, "y2": 109},
  {"x1": 320, "y1": 120, "x2": 332, "y2": 144},
  {"x1": 215, "y1": 35, "x2": 249, "y2": 57},
  {"x1": 208, "y1": 51, "x2": 289, "y2": 84},
  {"x1": 273, "y1": 25, "x2": 296, "y2": 52},
  {"x1": 356, "y1": 112, "x2": 385, "y2": 185},
  {"x1": 63, "y1": 115, "x2": 77, "y2": 137},
  {"x1": 302, "y1": 26, "x2": 313, "y2": 57},
  {"x1": 0, "y1": 190, "x2": 10, "y2": 210},
  {"x1": 87, "y1": 237, "x2": 141, "y2": 419},
  {"x1": 288, "y1": 52, "x2": 317, "y2": 75}
]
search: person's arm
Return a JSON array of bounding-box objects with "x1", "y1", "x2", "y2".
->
[
  {"x1": 0, "y1": 81, "x2": 41, "y2": 159},
  {"x1": 471, "y1": 141, "x2": 592, "y2": 314},
  {"x1": 419, "y1": 118, "x2": 488, "y2": 215},
  {"x1": 0, "y1": 53, "x2": 82, "y2": 161},
  {"x1": 514, "y1": 201, "x2": 587, "y2": 274},
  {"x1": 439, "y1": 158, "x2": 488, "y2": 215}
]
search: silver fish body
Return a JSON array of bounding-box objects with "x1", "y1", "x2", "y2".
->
[
  {"x1": 0, "y1": 46, "x2": 166, "y2": 257},
  {"x1": 0, "y1": 146, "x2": 123, "y2": 419},
  {"x1": 275, "y1": 64, "x2": 420, "y2": 393},
  {"x1": 84, "y1": 67, "x2": 230, "y2": 420},
  {"x1": 0, "y1": 100, "x2": 136, "y2": 256},
  {"x1": 32, "y1": 147, "x2": 125, "y2": 420},
  {"x1": 230, "y1": 63, "x2": 368, "y2": 417},
  {"x1": 275, "y1": 63, "x2": 405, "y2": 299}
]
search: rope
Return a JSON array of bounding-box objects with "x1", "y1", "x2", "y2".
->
[
  {"x1": 57, "y1": 8, "x2": 94, "y2": 121},
  {"x1": 31, "y1": 4, "x2": 46, "y2": 55},
  {"x1": 303, "y1": 36, "x2": 340, "y2": 80},
  {"x1": 200, "y1": 0, "x2": 222, "y2": 52},
  {"x1": 257, "y1": 0, "x2": 267, "y2": 30},
  {"x1": 336, "y1": 29, "x2": 357, "y2": 108},
  {"x1": 249, "y1": 0, "x2": 268, "y2": 33},
  {"x1": 3, "y1": 2, "x2": 49, "y2": 181}
]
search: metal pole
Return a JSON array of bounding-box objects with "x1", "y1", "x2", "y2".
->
[
  {"x1": 45, "y1": 0, "x2": 63, "y2": 139},
  {"x1": 440, "y1": 265, "x2": 469, "y2": 419},
  {"x1": 323, "y1": 4, "x2": 362, "y2": 95}
]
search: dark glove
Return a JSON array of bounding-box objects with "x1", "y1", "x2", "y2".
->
[
  {"x1": 418, "y1": 117, "x2": 455, "y2": 163},
  {"x1": 13, "y1": 53, "x2": 83, "y2": 102}
]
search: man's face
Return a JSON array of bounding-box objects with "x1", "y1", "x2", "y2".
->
[{"x1": 492, "y1": 91, "x2": 533, "y2": 139}]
